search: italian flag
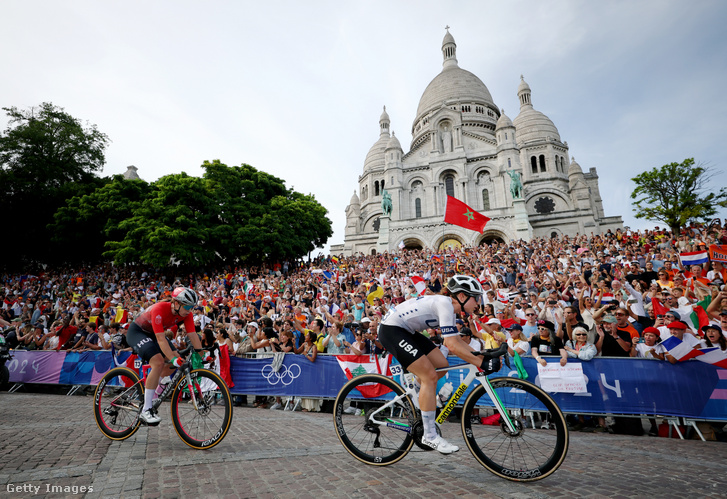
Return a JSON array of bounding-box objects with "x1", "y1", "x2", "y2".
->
[{"x1": 336, "y1": 354, "x2": 393, "y2": 398}]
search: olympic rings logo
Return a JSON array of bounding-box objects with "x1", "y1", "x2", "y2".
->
[{"x1": 261, "y1": 363, "x2": 301, "y2": 386}]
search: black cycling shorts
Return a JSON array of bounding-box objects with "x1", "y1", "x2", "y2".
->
[
  {"x1": 378, "y1": 324, "x2": 436, "y2": 370},
  {"x1": 126, "y1": 323, "x2": 174, "y2": 363}
]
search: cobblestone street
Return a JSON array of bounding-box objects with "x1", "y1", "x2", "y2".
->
[{"x1": 0, "y1": 393, "x2": 725, "y2": 498}]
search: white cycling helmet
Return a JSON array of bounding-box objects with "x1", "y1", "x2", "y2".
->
[
  {"x1": 447, "y1": 275, "x2": 484, "y2": 297},
  {"x1": 172, "y1": 287, "x2": 198, "y2": 307}
]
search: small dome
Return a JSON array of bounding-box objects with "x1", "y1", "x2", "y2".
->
[
  {"x1": 513, "y1": 108, "x2": 561, "y2": 144},
  {"x1": 385, "y1": 131, "x2": 402, "y2": 151},
  {"x1": 380, "y1": 106, "x2": 390, "y2": 123},
  {"x1": 442, "y1": 29, "x2": 455, "y2": 47},
  {"x1": 495, "y1": 109, "x2": 513, "y2": 129},
  {"x1": 517, "y1": 75, "x2": 531, "y2": 95},
  {"x1": 123, "y1": 165, "x2": 140, "y2": 180},
  {"x1": 364, "y1": 135, "x2": 389, "y2": 170},
  {"x1": 568, "y1": 156, "x2": 584, "y2": 176},
  {"x1": 349, "y1": 190, "x2": 360, "y2": 206}
]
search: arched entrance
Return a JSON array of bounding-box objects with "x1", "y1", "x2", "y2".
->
[
  {"x1": 437, "y1": 236, "x2": 463, "y2": 251},
  {"x1": 478, "y1": 230, "x2": 507, "y2": 246},
  {"x1": 400, "y1": 238, "x2": 424, "y2": 251}
]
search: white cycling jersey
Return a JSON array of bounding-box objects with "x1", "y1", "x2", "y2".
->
[{"x1": 381, "y1": 295, "x2": 458, "y2": 337}]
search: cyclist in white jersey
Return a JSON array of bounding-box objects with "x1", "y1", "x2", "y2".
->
[{"x1": 378, "y1": 275, "x2": 499, "y2": 454}]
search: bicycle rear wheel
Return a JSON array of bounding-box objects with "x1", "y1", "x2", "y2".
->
[
  {"x1": 461, "y1": 377, "x2": 568, "y2": 482},
  {"x1": 93, "y1": 367, "x2": 143, "y2": 441},
  {"x1": 170, "y1": 369, "x2": 232, "y2": 450},
  {"x1": 333, "y1": 374, "x2": 416, "y2": 465}
]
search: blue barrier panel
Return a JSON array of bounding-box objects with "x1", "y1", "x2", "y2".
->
[{"x1": 8, "y1": 350, "x2": 727, "y2": 420}]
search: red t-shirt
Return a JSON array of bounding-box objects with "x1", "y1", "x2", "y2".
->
[{"x1": 134, "y1": 301, "x2": 196, "y2": 335}]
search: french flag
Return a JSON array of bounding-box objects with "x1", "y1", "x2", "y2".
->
[
  {"x1": 660, "y1": 335, "x2": 705, "y2": 361},
  {"x1": 679, "y1": 251, "x2": 709, "y2": 267},
  {"x1": 696, "y1": 347, "x2": 727, "y2": 369}
]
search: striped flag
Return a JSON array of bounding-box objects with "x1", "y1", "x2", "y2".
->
[
  {"x1": 243, "y1": 282, "x2": 254, "y2": 297},
  {"x1": 661, "y1": 335, "x2": 727, "y2": 368},
  {"x1": 331, "y1": 256, "x2": 339, "y2": 263},
  {"x1": 599, "y1": 292, "x2": 616, "y2": 305},
  {"x1": 410, "y1": 276, "x2": 427, "y2": 296},
  {"x1": 679, "y1": 251, "x2": 709, "y2": 267},
  {"x1": 114, "y1": 307, "x2": 128, "y2": 324}
]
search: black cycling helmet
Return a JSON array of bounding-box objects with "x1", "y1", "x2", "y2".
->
[
  {"x1": 447, "y1": 275, "x2": 484, "y2": 297},
  {"x1": 172, "y1": 287, "x2": 198, "y2": 307}
]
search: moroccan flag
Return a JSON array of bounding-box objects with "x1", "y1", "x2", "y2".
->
[
  {"x1": 651, "y1": 297, "x2": 669, "y2": 317},
  {"x1": 335, "y1": 354, "x2": 393, "y2": 398},
  {"x1": 444, "y1": 196, "x2": 490, "y2": 233}
]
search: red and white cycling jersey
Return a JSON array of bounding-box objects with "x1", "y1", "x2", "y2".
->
[
  {"x1": 381, "y1": 295, "x2": 458, "y2": 337},
  {"x1": 133, "y1": 301, "x2": 196, "y2": 335}
]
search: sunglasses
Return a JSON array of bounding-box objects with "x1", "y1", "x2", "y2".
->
[
  {"x1": 181, "y1": 304, "x2": 194, "y2": 311},
  {"x1": 526, "y1": 313, "x2": 536, "y2": 316},
  {"x1": 574, "y1": 333, "x2": 587, "y2": 336}
]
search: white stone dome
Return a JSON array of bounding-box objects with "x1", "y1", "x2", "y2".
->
[
  {"x1": 349, "y1": 190, "x2": 360, "y2": 205},
  {"x1": 568, "y1": 156, "x2": 583, "y2": 176},
  {"x1": 415, "y1": 67, "x2": 495, "y2": 121},
  {"x1": 513, "y1": 108, "x2": 561, "y2": 144},
  {"x1": 385, "y1": 131, "x2": 402, "y2": 151},
  {"x1": 496, "y1": 109, "x2": 514, "y2": 129}
]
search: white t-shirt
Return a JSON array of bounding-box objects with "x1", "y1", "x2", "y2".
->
[
  {"x1": 507, "y1": 338, "x2": 530, "y2": 356},
  {"x1": 635, "y1": 342, "x2": 666, "y2": 359}
]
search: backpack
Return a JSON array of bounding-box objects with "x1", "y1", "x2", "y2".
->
[{"x1": 235, "y1": 336, "x2": 254, "y2": 356}]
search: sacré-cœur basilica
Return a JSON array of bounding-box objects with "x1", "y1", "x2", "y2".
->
[{"x1": 332, "y1": 29, "x2": 622, "y2": 256}]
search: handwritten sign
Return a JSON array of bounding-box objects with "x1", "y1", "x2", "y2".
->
[{"x1": 537, "y1": 362, "x2": 588, "y2": 393}]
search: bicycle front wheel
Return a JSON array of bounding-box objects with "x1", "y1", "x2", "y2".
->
[
  {"x1": 461, "y1": 377, "x2": 568, "y2": 482},
  {"x1": 333, "y1": 374, "x2": 416, "y2": 466},
  {"x1": 170, "y1": 369, "x2": 232, "y2": 450},
  {"x1": 93, "y1": 367, "x2": 143, "y2": 441}
]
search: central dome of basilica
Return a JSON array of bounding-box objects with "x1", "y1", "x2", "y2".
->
[{"x1": 415, "y1": 66, "x2": 495, "y2": 119}]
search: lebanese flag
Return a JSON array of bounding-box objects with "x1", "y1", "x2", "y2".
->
[
  {"x1": 410, "y1": 276, "x2": 427, "y2": 296},
  {"x1": 336, "y1": 354, "x2": 393, "y2": 398},
  {"x1": 679, "y1": 251, "x2": 709, "y2": 267},
  {"x1": 444, "y1": 196, "x2": 490, "y2": 233},
  {"x1": 661, "y1": 336, "x2": 705, "y2": 362}
]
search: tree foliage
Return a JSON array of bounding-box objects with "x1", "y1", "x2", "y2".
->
[
  {"x1": 0, "y1": 103, "x2": 110, "y2": 268},
  {"x1": 101, "y1": 161, "x2": 332, "y2": 267},
  {"x1": 630, "y1": 158, "x2": 727, "y2": 234}
]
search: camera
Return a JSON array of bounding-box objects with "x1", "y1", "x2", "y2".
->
[
  {"x1": 608, "y1": 304, "x2": 618, "y2": 310},
  {"x1": 548, "y1": 300, "x2": 556, "y2": 305}
]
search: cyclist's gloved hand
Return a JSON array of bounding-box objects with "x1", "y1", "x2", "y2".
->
[
  {"x1": 480, "y1": 355, "x2": 501, "y2": 375},
  {"x1": 170, "y1": 357, "x2": 183, "y2": 368},
  {"x1": 203, "y1": 356, "x2": 214, "y2": 363}
]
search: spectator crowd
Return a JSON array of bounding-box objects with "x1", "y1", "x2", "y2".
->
[{"x1": 2, "y1": 222, "x2": 727, "y2": 436}]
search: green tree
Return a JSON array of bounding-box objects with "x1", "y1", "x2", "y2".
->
[
  {"x1": 102, "y1": 161, "x2": 333, "y2": 267},
  {"x1": 105, "y1": 173, "x2": 220, "y2": 267},
  {"x1": 50, "y1": 176, "x2": 151, "y2": 264},
  {"x1": 631, "y1": 158, "x2": 727, "y2": 234},
  {"x1": 0, "y1": 102, "x2": 110, "y2": 268}
]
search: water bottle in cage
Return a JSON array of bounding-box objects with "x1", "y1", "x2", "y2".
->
[{"x1": 437, "y1": 382, "x2": 453, "y2": 408}]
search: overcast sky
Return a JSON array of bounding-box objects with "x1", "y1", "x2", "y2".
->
[{"x1": 3, "y1": 1, "x2": 726, "y2": 253}]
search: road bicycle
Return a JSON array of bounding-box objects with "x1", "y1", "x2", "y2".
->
[
  {"x1": 93, "y1": 345, "x2": 233, "y2": 450},
  {"x1": 333, "y1": 344, "x2": 568, "y2": 482}
]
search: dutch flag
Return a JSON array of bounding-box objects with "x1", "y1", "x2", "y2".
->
[{"x1": 679, "y1": 251, "x2": 709, "y2": 267}]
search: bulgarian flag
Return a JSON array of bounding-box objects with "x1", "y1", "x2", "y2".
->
[
  {"x1": 444, "y1": 196, "x2": 490, "y2": 233},
  {"x1": 336, "y1": 354, "x2": 393, "y2": 398}
]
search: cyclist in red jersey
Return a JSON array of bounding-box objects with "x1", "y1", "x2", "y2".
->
[{"x1": 126, "y1": 287, "x2": 203, "y2": 425}]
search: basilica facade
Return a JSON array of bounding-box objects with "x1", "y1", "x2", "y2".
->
[{"x1": 335, "y1": 29, "x2": 622, "y2": 256}]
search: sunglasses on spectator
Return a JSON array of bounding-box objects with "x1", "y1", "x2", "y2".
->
[
  {"x1": 526, "y1": 313, "x2": 536, "y2": 316},
  {"x1": 574, "y1": 333, "x2": 587, "y2": 336},
  {"x1": 614, "y1": 312, "x2": 627, "y2": 316}
]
